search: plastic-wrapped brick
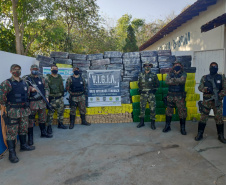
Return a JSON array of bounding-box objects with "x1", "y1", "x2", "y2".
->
[
  {"x1": 158, "y1": 56, "x2": 176, "y2": 63},
  {"x1": 110, "y1": 58, "x2": 123, "y2": 64},
  {"x1": 150, "y1": 68, "x2": 160, "y2": 74},
  {"x1": 140, "y1": 50, "x2": 158, "y2": 57},
  {"x1": 87, "y1": 53, "x2": 103, "y2": 60},
  {"x1": 50, "y1": 52, "x2": 69, "y2": 58},
  {"x1": 89, "y1": 65, "x2": 107, "y2": 70},
  {"x1": 106, "y1": 64, "x2": 123, "y2": 70},
  {"x1": 36, "y1": 55, "x2": 54, "y2": 64},
  {"x1": 123, "y1": 58, "x2": 141, "y2": 65},
  {"x1": 124, "y1": 64, "x2": 141, "y2": 71},
  {"x1": 123, "y1": 52, "x2": 140, "y2": 58},
  {"x1": 122, "y1": 76, "x2": 138, "y2": 82},
  {"x1": 69, "y1": 54, "x2": 87, "y2": 60},
  {"x1": 124, "y1": 70, "x2": 140, "y2": 76},
  {"x1": 91, "y1": 58, "x2": 110, "y2": 66},
  {"x1": 158, "y1": 62, "x2": 173, "y2": 69},
  {"x1": 104, "y1": 51, "x2": 122, "y2": 58},
  {"x1": 158, "y1": 50, "x2": 171, "y2": 56},
  {"x1": 160, "y1": 68, "x2": 171, "y2": 74},
  {"x1": 73, "y1": 60, "x2": 90, "y2": 65},
  {"x1": 141, "y1": 56, "x2": 158, "y2": 63}
]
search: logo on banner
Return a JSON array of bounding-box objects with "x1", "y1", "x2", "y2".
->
[
  {"x1": 109, "y1": 97, "x2": 113, "y2": 101},
  {"x1": 103, "y1": 97, "x2": 106, "y2": 101},
  {"x1": 96, "y1": 97, "x2": 100, "y2": 101}
]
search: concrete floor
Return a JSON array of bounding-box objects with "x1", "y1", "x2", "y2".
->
[{"x1": 0, "y1": 118, "x2": 226, "y2": 185}]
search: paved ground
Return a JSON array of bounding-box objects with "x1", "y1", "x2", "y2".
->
[{"x1": 0, "y1": 118, "x2": 226, "y2": 185}]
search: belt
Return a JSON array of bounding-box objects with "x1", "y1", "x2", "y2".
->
[
  {"x1": 71, "y1": 92, "x2": 84, "y2": 97},
  {"x1": 9, "y1": 104, "x2": 29, "y2": 108}
]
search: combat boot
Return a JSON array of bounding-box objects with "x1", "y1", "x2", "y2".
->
[
  {"x1": 7, "y1": 140, "x2": 19, "y2": 163},
  {"x1": 180, "y1": 118, "x2": 187, "y2": 135},
  {"x1": 216, "y1": 124, "x2": 226, "y2": 144},
  {"x1": 81, "y1": 114, "x2": 91, "y2": 126},
  {"x1": 39, "y1": 123, "x2": 53, "y2": 138},
  {"x1": 150, "y1": 119, "x2": 156, "y2": 130},
  {"x1": 69, "y1": 115, "x2": 75, "y2": 129},
  {"x1": 195, "y1": 122, "x2": 206, "y2": 141},
  {"x1": 162, "y1": 116, "x2": 172, "y2": 132},
  {"x1": 58, "y1": 121, "x2": 68, "y2": 129},
  {"x1": 137, "y1": 117, "x2": 145, "y2": 128},
  {"x1": 27, "y1": 127, "x2": 34, "y2": 146},
  {"x1": 19, "y1": 135, "x2": 35, "y2": 151},
  {"x1": 47, "y1": 125, "x2": 52, "y2": 134}
]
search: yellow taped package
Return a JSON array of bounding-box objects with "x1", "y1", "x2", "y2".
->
[
  {"x1": 190, "y1": 113, "x2": 201, "y2": 121},
  {"x1": 185, "y1": 80, "x2": 196, "y2": 87},
  {"x1": 186, "y1": 73, "x2": 195, "y2": 80},
  {"x1": 132, "y1": 95, "x2": 140, "y2": 103},
  {"x1": 130, "y1": 81, "x2": 139, "y2": 89},
  {"x1": 185, "y1": 87, "x2": 195, "y2": 94},
  {"x1": 187, "y1": 107, "x2": 198, "y2": 114},
  {"x1": 186, "y1": 94, "x2": 200, "y2": 101},
  {"x1": 163, "y1": 74, "x2": 167, "y2": 81},
  {"x1": 156, "y1": 115, "x2": 166, "y2": 122},
  {"x1": 56, "y1": 64, "x2": 72, "y2": 68},
  {"x1": 186, "y1": 101, "x2": 196, "y2": 107},
  {"x1": 157, "y1": 74, "x2": 163, "y2": 81}
]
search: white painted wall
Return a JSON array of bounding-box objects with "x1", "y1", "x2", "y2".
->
[
  {"x1": 144, "y1": 0, "x2": 226, "y2": 52},
  {"x1": 0, "y1": 51, "x2": 37, "y2": 83}
]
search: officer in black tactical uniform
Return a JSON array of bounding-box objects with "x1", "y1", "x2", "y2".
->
[{"x1": 195, "y1": 62, "x2": 226, "y2": 143}]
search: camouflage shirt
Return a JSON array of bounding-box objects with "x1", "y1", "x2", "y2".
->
[
  {"x1": 22, "y1": 74, "x2": 49, "y2": 110},
  {"x1": 166, "y1": 69, "x2": 187, "y2": 85},
  {"x1": 138, "y1": 71, "x2": 159, "y2": 91},
  {"x1": 0, "y1": 76, "x2": 31, "y2": 118},
  {"x1": 198, "y1": 74, "x2": 226, "y2": 100}
]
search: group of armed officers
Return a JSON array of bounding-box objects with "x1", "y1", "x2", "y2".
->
[
  {"x1": 0, "y1": 60, "x2": 225, "y2": 164},
  {"x1": 0, "y1": 64, "x2": 90, "y2": 163}
]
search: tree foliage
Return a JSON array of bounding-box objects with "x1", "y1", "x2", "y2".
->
[{"x1": 123, "y1": 25, "x2": 138, "y2": 52}]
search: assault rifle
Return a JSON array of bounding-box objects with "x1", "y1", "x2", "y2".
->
[
  {"x1": 206, "y1": 76, "x2": 221, "y2": 107},
  {"x1": 26, "y1": 76, "x2": 55, "y2": 112}
]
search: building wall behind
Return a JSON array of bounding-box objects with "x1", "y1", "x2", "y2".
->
[
  {"x1": 0, "y1": 51, "x2": 37, "y2": 83},
  {"x1": 144, "y1": 0, "x2": 226, "y2": 52}
]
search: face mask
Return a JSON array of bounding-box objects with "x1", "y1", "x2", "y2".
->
[
  {"x1": 31, "y1": 70, "x2": 39, "y2": 75},
  {"x1": 12, "y1": 70, "x2": 21, "y2": 77},
  {"x1": 144, "y1": 66, "x2": 151, "y2": 71},
  {"x1": 210, "y1": 66, "x2": 218, "y2": 75},
  {"x1": 51, "y1": 70, "x2": 58, "y2": 74},
  {"x1": 174, "y1": 66, "x2": 181, "y2": 72},
  {"x1": 74, "y1": 71, "x2": 79, "y2": 75}
]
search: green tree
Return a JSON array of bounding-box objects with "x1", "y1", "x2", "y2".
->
[{"x1": 123, "y1": 25, "x2": 138, "y2": 52}]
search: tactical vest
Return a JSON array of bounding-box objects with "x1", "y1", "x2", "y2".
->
[
  {"x1": 29, "y1": 76, "x2": 45, "y2": 98},
  {"x1": 70, "y1": 76, "x2": 84, "y2": 92},
  {"x1": 139, "y1": 72, "x2": 156, "y2": 89},
  {"x1": 168, "y1": 85, "x2": 185, "y2": 92},
  {"x1": 47, "y1": 74, "x2": 64, "y2": 95},
  {"x1": 168, "y1": 71, "x2": 185, "y2": 92},
  {"x1": 7, "y1": 79, "x2": 28, "y2": 104},
  {"x1": 204, "y1": 74, "x2": 222, "y2": 94}
]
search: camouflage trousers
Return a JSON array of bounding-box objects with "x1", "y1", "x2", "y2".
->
[
  {"x1": 6, "y1": 116, "x2": 29, "y2": 140},
  {"x1": 70, "y1": 94, "x2": 86, "y2": 115},
  {"x1": 29, "y1": 108, "x2": 46, "y2": 128},
  {"x1": 47, "y1": 97, "x2": 64, "y2": 125},
  {"x1": 140, "y1": 93, "x2": 156, "y2": 120},
  {"x1": 166, "y1": 95, "x2": 187, "y2": 119},
  {"x1": 200, "y1": 100, "x2": 223, "y2": 125}
]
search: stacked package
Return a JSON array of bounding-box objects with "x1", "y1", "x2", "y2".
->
[
  {"x1": 130, "y1": 51, "x2": 200, "y2": 123},
  {"x1": 51, "y1": 52, "x2": 72, "y2": 68},
  {"x1": 35, "y1": 104, "x2": 133, "y2": 125},
  {"x1": 36, "y1": 55, "x2": 54, "y2": 74}
]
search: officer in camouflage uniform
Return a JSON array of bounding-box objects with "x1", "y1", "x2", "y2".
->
[
  {"x1": 0, "y1": 64, "x2": 35, "y2": 163},
  {"x1": 137, "y1": 62, "x2": 159, "y2": 129},
  {"x1": 195, "y1": 62, "x2": 226, "y2": 143},
  {"x1": 66, "y1": 67, "x2": 90, "y2": 129},
  {"x1": 23, "y1": 64, "x2": 52, "y2": 145},
  {"x1": 45, "y1": 64, "x2": 67, "y2": 133},
  {"x1": 163, "y1": 61, "x2": 187, "y2": 135}
]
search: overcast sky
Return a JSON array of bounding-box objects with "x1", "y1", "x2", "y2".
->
[{"x1": 97, "y1": 0, "x2": 197, "y2": 26}]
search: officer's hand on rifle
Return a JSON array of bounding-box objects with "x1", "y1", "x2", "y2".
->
[
  {"x1": 206, "y1": 87, "x2": 213, "y2": 94},
  {"x1": 31, "y1": 87, "x2": 37, "y2": 92}
]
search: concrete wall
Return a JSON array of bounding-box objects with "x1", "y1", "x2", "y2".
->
[
  {"x1": 0, "y1": 51, "x2": 37, "y2": 83},
  {"x1": 144, "y1": 0, "x2": 226, "y2": 52}
]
